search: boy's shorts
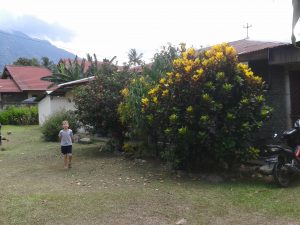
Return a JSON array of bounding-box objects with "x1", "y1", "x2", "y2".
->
[{"x1": 61, "y1": 145, "x2": 72, "y2": 155}]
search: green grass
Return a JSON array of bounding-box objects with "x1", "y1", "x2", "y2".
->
[{"x1": 0, "y1": 126, "x2": 300, "y2": 224}]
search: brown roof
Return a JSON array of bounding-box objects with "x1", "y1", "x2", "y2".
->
[
  {"x1": 2, "y1": 65, "x2": 53, "y2": 91},
  {"x1": 228, "y1": 39, "x2": 288, "y2": 55},
  {"x1": 0, "y1": 79, "x2": 21, "y2": 92}
]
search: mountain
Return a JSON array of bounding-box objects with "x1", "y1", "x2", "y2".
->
[{"x1": 0, "y1": 30, "x2": 76, "y2": 71}]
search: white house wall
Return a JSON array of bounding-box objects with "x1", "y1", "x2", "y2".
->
[
  {"x1": 38, "y1": 95, "x2": 51, "y2": 125},
  {"x1": 38, "y1": 92, "x2": 76, "y2": 125},
  {"x1": 51, "y1": 95, "x2": 76, "y2": 114}
]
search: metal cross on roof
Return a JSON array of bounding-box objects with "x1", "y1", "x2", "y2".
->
[{"x1": 243, "y1": 23, "x2": 252, "y2": 39}]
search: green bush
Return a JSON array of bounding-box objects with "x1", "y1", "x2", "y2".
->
[
  {"x1": 0, "y1": 106, "x2": 38, "y2": 125},
  {"x1": 41, "y1": 110, "x2": 78, "y2": 141},
  {"x1": 74, "y1": 66, "x2": 132, "y2": 150},
  {"x1": 142, "y1": 43, "x2": 272, "y2": 169},
  {"x1": 118, "y1": 44, "x2": 180, "y2": 138}
]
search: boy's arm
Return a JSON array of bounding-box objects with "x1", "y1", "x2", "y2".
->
[
  {"x1": 70, "y1": 130, "x2": 74, "y2": 142},
  {"x1": 58, "y1": 130, "x2": 62, "y2": 142}
]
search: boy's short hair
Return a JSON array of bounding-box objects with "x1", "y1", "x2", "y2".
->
[{"x1": 62, "y1": 120, "x2": 69, "y2": 125}]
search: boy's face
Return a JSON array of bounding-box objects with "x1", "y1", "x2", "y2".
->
[{"x1": 62, "y1": 123, "x2": 69, "y2": 129}]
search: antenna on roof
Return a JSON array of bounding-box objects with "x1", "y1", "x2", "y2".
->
[{"x1": 243, "y1": 23, "x2": 252, "y2": 39}]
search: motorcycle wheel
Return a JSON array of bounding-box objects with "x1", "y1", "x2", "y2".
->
[{"x1": 273, "y1": 162, "x2": 290, "y2": 187}]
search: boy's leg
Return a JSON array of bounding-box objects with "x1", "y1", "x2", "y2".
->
[
  {"x1": 64, "y1": 154, "x2": 68, "y2": 169},
  {"x1": 68, "y1": 154, "x2": 72, "y2": 168}
]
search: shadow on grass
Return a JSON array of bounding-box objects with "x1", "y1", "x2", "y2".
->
[
  {"x1": 75, "y1": 143, "x2": 121, "y2": 159},
  {"x1": 73, "y1": 142, "x2": 300, "y2": 190}
]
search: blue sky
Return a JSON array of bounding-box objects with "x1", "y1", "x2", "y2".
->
[{"x1": 0, "y1": 0, "x2": 294, "y2": 64}]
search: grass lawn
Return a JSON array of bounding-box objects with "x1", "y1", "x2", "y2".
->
[{"x1": 0, "y1": 126, "x2": 300, "y2": 225}]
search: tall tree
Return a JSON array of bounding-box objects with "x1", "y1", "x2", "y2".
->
[
  {"x1": 41, "y1": 56, "x2": 88, "y2": 87},
  {"x1": 13, "y1": 57, "x2": 40, "y2": 66},
  {"x1": 128, "y1": 49, "x2": 144, "y2": 67},
  {"x1": 41, "y1": 57, "x2": 55, "y2": 70}
]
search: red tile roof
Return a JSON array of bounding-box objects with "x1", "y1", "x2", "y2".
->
[
  {"x1": 3, "y1": 65, "x2": 53, "y2": 91},
  {"x1": 0, "y1": 79, "x2": 21, "y2": 92},
  {"x1": 228, "y1": 39, "x2": 288, "y2": 55}
]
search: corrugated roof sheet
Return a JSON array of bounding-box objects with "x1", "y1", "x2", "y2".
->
[
  {"x1": 49, "y1": 76, "x2": 95, "y2": 95},
  {"x1": 0, "y1": 79, "x2": 21, "y2": 92},
  {"x1": 228, "y1": 39, "x2": 288, "y2": 55},
  {"x1": 4, "y1": 65, "x2": 53, "y2": 91}
]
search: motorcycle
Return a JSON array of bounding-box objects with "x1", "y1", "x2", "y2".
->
[{"x1": 259, "y1": 119, "x2": 300, "y2": 187}]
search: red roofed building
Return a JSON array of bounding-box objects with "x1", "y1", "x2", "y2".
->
[{"x1": 0, "y1": 65, "x2": 53, "y2": 109}]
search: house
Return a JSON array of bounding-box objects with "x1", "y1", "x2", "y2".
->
[
  {"x1": 38, "y1": 76, "x2": 95, "y2": 125},
  {"x1": 0, "y1": 65, "x2": 53, "y2": 109},
  {"x1": 229, "y1": 39, "x2": 299, "y2": 135}
]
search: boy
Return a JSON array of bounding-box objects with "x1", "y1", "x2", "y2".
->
[{"x1": 58, "y1": 120, "x2": 74, "y2": 169}]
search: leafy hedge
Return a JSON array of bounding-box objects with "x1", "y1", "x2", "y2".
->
[
  {"x1": 0, "y1": 106, "x2": 38, "y2": 125},
  {"x1": 41, "y1": 110, "x2": 78, "y2": 141}
]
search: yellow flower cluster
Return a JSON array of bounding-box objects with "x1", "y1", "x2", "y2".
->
[
  {"x1": 203, "y1": 43, "x2": 237, "y2": 67},
  {"x1": 186, "y1": 106, "x2": 193, "y2": 113},
  {"x1": 162, "y1": 89, "x2": 169, "y2": 97},
  {"x1": 148, "y1": 86, "x2": 159, "y2": 96},
  {"x1": 159, "y1": 78, "x2": 166, "y2": 84},
  {"x1": 238, "y1": 63, "x2": 262, "y2": 84},
  {"x1": 173, "y1": 47, "x2": 199, "y2": 72},
  {"x1": 170, "y1": 43, "x2": 238, "y2": 85},
  {"x1": 121, "y1": 87, "x2": 129, "y2": 97},
  {"x1": 141, "y1": 98, "x2": 149, "y2": 106},
  {"x1": 141, "y1": 43, "x2": 242, "y2": 109}
]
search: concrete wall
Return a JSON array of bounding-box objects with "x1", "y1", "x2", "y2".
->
[
  {"x1": 38, "y1": 91, "x2": 76, "y2": 125},
  {"x1": 38, "y1": 95, "x2": 51, "y2": 125},
  {"x1": 249, "y1": 61, "x2": 288, "y2": 141},
  {"x1": 264, "y1": 65, "x2": 289, "y2": 134}
]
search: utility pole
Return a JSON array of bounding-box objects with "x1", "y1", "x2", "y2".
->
[{"x1": 243, "y1": 23, "x2": 252, "y2": 39}]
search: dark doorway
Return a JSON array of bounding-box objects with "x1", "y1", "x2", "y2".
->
[{"x1": 289, "y1": 71, "x2": 300, "y2": 123}]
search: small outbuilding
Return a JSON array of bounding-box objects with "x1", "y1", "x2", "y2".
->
[{"x1": 38, "y1": 76, "x2": 94, "y2": 125}]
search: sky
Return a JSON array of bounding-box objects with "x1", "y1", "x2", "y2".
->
[{"x1": 0, "y1": 0, "x2": 295, "y2": 64}]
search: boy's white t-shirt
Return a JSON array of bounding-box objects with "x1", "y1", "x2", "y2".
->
[{"x1": 58, "y1": 129, "x2": 73, "y2": 146}]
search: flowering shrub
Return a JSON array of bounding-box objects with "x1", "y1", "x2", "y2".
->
[
  {"x1": 118, "y1": 76, "x2": 151, "y2": 137},
  {"x1": 118, "y1": 44, "x2": 179, "y2": 139},
  {"x1": 142, "y1": 43, "x2": 272, "y2": 169}
]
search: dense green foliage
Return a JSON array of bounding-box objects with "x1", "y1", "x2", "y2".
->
[
  {"x1": 73, "y1": 60, "x2": 132, "y2": 149},
  {"x1": 41, "y1": 110, "x2": 78, "y2": 141},
  {"x1": 70, "y1": 42, "x2": 272, "y2": 170},
  {"x1": 41, "y1": 56, "x2": 91, "y2": 87},
  {"x1": 0, "y1": 106, "x2": 38, "y2": 125},
  {"x1": 12, "y1": 56, "x2": 55, "y2": 70},
  {"x1": 140, "y1": 43, "x2": 272, "y2": 169},
  {"x1": 118, "y1": 44, "x2": 179, "y2": 137},
  {"x1": 13, "y1": 57, "x2": 40, "y2": 67}
]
